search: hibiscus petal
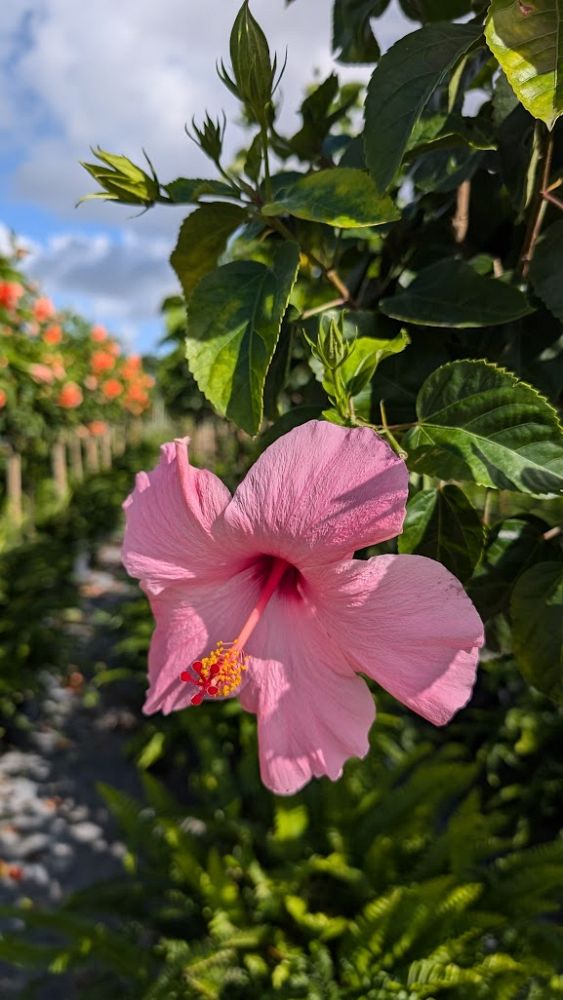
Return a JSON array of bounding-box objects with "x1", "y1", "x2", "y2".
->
[
  {"x1": 316, "y1": 554, "x2": 484, "y2": 726},
  {"x1": 220, "y1": 421, "x2": 408, "y2": 569},
  {"x1": 239, "y1": 593, "x2": 376, "y2": 795},
  {"x1": 143, "y1": 565, "x2": 263, "y2": 715},
  {"x1": 122, "y1": 438, "x2": 231, "y2": 594}
]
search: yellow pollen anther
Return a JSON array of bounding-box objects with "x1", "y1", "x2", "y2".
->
[{"x1": 197, "y1": 641, "x2": 248, "y2": 698}]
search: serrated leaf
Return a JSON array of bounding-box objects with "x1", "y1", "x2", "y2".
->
[
  {"x1": 364, "y1": 22, "x2": 482, "y2": 191},
  {"x1": 262, "y1": 168, "x2": 399, "y2": 227},
  {"x1": 398, "y1": 485, "x2": 485, "y2": 582},
  {"x1": 529, "y1": 219, "x2": 563, "y2": 322},
  {"x1": 165, "y1": 178, "x2": 235, "y2": 203},
  {"x1": 170, "y1": 203, "x2": 247, "y2": 299},
  {"x1": 403, "y1": 360, "x2": 563, "y2": 495},
  {"x1": 380, "y1": 258, "x2": 534, "y2": 327},
  {"x1": 186, "y1": 241, "x2": 300, "y2": 434},
  {"x1": 511, "y1": 561, "x2": 563, "y2": 701},
  {"x1": 341, "y1": 330, "x2": 410, "y2": 396},
  {"x1": 485, "y1": 0, "x2": 563, "y2": 129}
]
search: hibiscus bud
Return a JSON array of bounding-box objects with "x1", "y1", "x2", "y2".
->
[
  {"x1": 80, "y1": 147, "x2": 160, "y2": 207},
  {"x1": 219, "y1": 1, "x2": 280, "y2": 128},
  {"x1": 189, "y1": 113, "x2": 226, "y2": 163},
  {"x1": 319, "y1": 316, "x2": 350, "y2": 369}
]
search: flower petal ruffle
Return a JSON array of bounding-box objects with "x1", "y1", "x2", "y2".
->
[
  {"x1": 315, "y1": 554, "x2": 484, "y2": 726},
  {"x1": 239, "y1": 591, "x2": 376, "y2": 795},
  {"x1": 219, "y1": 421, "x2": 408, "y2": 570},
  {"x1": 122, "y1": 438, "x2": 231, "y2": 594}
]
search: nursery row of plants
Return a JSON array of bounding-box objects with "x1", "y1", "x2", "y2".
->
[{"x1": 0, "y1": 251, "x2": 154, "y2": 524}]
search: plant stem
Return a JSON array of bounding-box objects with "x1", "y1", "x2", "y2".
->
[
  {"x1": 379, "y1": 400, "x2": 407, "y2": 458},
  {"x1": 520, "y1": 126, "x2": 554, "y2": 278},
  {"x1": 452, "y1": 179, "x2": 471, "y2": 244},
  {"x1": 300, "y1": 297, "x2": 346, "y2": 320},
  {"x1": 261, "y1": 127, "x2": 272, "y2": 202},
  {"x1": 266, "y1": 216, "x2": 358, "y2": 306}
]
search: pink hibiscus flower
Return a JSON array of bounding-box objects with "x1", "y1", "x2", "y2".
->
[{"x1": 122, "y1": 421, "x2": 484, "y2": 796}]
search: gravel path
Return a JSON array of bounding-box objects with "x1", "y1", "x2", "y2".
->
[{"x1": 0, "y1": 543, "x2": 143, "y2": 995}]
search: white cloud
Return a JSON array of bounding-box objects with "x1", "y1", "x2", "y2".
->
[
  {"x1": 1, "y1": 0, "x2": 410, "y2": 349},
  {"x1": 3, "y1": 0, "x2": 408, "y2": 219},
  {"x1": 22, "y1": 227, "x2": 178, "y2": 347}
]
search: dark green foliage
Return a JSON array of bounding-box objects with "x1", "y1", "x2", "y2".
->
[
  {"x1": 3, "y1": 628, "x2": 562, "y2": 996},
  {"x1": 0, "y1": 442, "x2": 156, "y2": 735}
]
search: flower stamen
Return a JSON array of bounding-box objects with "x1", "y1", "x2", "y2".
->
[{"x1": 179, "y1": 557, "x2": 289, "y2": 705}]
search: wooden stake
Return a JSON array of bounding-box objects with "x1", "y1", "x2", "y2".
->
[
  {"x1": 51, "y1": 439, "x2": 68, "y2": 499},
  {"x1": 6, "y1": 447, "x2": 22, "y2": 524},
  {"x1": 100, "y1": 430, "x2": 112, "y2": 469},
  {"x1": 85, "y1": 434, "x2": 99, "y2": 473},
  {"x1": 69, "y1": 432, "x2": 84, "y2": 482}
]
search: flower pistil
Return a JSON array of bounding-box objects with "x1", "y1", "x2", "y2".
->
[{"x1": 180, "y1": 557, "x2": 290, "y2": 705}]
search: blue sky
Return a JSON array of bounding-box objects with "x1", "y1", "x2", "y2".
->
[{"x1": 0, "y1": 0, "x2": 407, "y2": 353}]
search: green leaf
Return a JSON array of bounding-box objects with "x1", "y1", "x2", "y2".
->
[
  {"x1": 529, "y1": 220, "x2": 563, "y2": 322},
  {"x1": 485, "y1": 0, "x2": 563, "y2": 129},
  {"x1": 403, "y1": 360, "x2": 563, "y2": 495},
  {"x1": 469, "y1": 515, "x2": 555, "y2": 617},
  {"x1": 170, "y1": 203, "x2": 247, "y2": 300},
  {"x1": 398, "y1": 485, "x2": 485, "y2": 582},
  {"x1": 262, "y1": 168, "x2": 399, "y2": 227},
  {"x1": 340, "y1": 330, "x2": 410, "y2": 397},
  {"x1": 164, "y1": 178, "x2": 235, "y2": 203},
  {"x1": 400, "y1": 0, "x2": 471, "y2": 20},
  {"x1": 511, "y1": 562, "x2": 563, "y2": 702},
  {"x1": 380, "y1": 258, "x2": 534, "y2": 327},
  {"x1": 332, "y1": 0, "x2": 388, "y2": 63},
  {"x1": 186, "y1": 241, "x2": 300, "y2": 434},
  {"x1": 364, "y1": 22, "x2": 482, "y2": 191}
]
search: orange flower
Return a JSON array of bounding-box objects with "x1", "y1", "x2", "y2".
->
[
  {"x1": 121, "y1": 354, "x2": 141, "y2": 380},
  {"x1": 33, "y1": 297, "x2": 56, "y2": 323},
  {"x1": 91, "y1": 324, "x2": 108, "y2": 342},
  {"x1": 91, "y1": 350, "x2": 115, "y2": 374},
  {"x1": 84, "y1": 374, "x2": 98, "y2": 390},
  {"x1": 43, "y1": 324, "x2": 63, "y2": 345},
  {"x1": 0, "y1": 389, "x2": 7, "y2": 409},
  {"x1": 107, "y1": 340, "x2": 121, "y2": 357},
  {"x1": 102, "y1": 378, "x2": 123, "y2": 399},
  {"x1": 57, "y1": 382, "x2": 83, "y2": 409},
  {"x1": 125, "y1": 381, "x2": 148, "y2": 403},
  {"x1": 0, "y1": 281, "x2": 24, "y2": 311},
  {"x1": 88, "y1": 420, "x2": 108, "y2": 436}
]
